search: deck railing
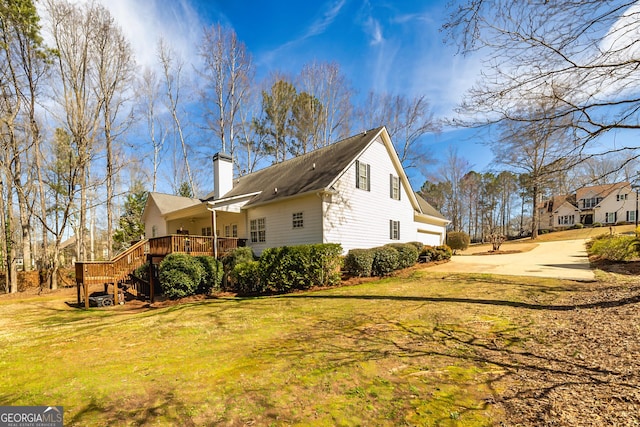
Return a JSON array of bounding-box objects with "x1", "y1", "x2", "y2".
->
[
  {"x1": 75, "y1": 235, "x2": 246, "y2": 308},
  {"x1": 147, "y1": 235, "x2": 245, "y2": 257}
]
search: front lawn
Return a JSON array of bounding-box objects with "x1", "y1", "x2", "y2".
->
[{"x1": 1, "y1": 267, "x2": 638, "y2": 426}]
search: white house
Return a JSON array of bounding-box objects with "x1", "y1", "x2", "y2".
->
[
  {"x1": 142, "y1": 126, "x2": 449, "y2": 255},
  {"x1": 538, "y1": 182, "x2": 637, "y2": 230}
]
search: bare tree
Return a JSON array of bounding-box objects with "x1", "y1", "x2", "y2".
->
[
  {"x1": 48, "y1": 0, "x2": 103, "y2": 266},
  {"x1": 445, "y1": 1, "x2": 640, "y2": 167},
  {"x1": 0, "y1": 0, "x2": 54, "y2": 291},
  {"x1": 198, "y1": 24, "x2": 252, "y2": 170},
  {"x1": 137, "y1": 67, "x2": 166, "y2": 192},
  {"x1": 157, "y1": 38, "x2": 195, "y2": 195},
  {"x1": 90, "y1": 4, "x2": 135, "y2": 259},
  {"x1": 297, "y1": 61, "x2": 353, "y2": 147},
  {"x1": 435, "y1": 147, "x2": 472, "y2": 231},
  {"x1": 491, "y1": 103, "x2": 578, "y2": 239},
  {"x1": 359, "y1": 92, "x2": 439, "y2": 169}
]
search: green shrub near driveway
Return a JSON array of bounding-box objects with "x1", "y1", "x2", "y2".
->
[
  {"x1": 371, "y1": 246, "x2": 400, "y2": 276},
  {"x1": 386, "y1": 243, "x2": 419, "y2": 269},
  {"x1": 587, "y1": 234, "x2": 639, "y2": 261},
  {"x1": 419, "y1": 245, "x2": 453, "y2": 262},
  {"x1": 447, "y1": 231, "x2": 470, "y2": 253},
  {"x1": 344, "y1": 249, "x2": 375, "y2": 277}
]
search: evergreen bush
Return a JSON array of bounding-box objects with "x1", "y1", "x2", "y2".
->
[
  {"x1": 446, "y1": 231, "x2": 470, "y2": 253},
  {"x1": 588, "y1": 235, "x2": 638, "y2": 261},
  {"x1": 386, "y1": 243, "x2": 419, "y2": 269},
  {"x1": 343, "y1": 248, "x2": 374, "y2": 277},
  {"x1": 158, "y1": 253, "x2": 204, "y2": 299},
  {"x1": 230, "y1": 261, "x2": 264, "y2": 295},
  {"x1": 194, "y1": 255, "x2": 223, "y2": 294},
  {"x1": 371, "y1": 246, "x2": 399, "y2": 276}
]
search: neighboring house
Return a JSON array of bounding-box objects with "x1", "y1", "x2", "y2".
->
[
  {"x1": 538, "y1": 182, "x2": 636, "y2": 231},
  {"x1": 142, "y1": 126, "x2": 449, "y2": 255}
]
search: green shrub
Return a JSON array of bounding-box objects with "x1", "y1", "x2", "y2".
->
[
  {"x1": 158, "y1": 253, "x2": 204, "y2": 299},
  {"x1": 256, "y1": 244, "x2": 343, "y2": 293},
  {"x1": 230, "y1": 261, "x2": 265, "y2": 295},
  {"x1": 446, "y1": 231, "x2": 470, "y2": 253},
  {"x1": 344, "y1": 249, "x2": 374, "y2": 277},
  {"x1": 593, "y1": 222, "x2": 603, "y2": 227},
  {"x1": 407, "y1": 241, "x2": 424, "y2": 251},
  {"x1": 386, "y1": 243, "x2": 419, "y2": 269},
  {"x1": 308, "y1": 243, "x2": 343, "y2": 287},
  {"x1": 420, "y1": 245, "x2": 453, "y2": 262},
  {"x1": 587, "y1": 235, "x2": 638, "y2": 261},
  {"x1": 259, "y1": 246, "x2": 307, "y2": 293},
  {"x1": 371, "y1": 246, "x2": 399, "y2": 276},
  {"x1": 221, "y1": 247, "x2": 255, "y2": 290},
  {"x1": 194, "y1": 255, "x2": 223, "y2": 294},
  {"x1": 573, "y1": 223, "x2": 584, "y2": 229}
]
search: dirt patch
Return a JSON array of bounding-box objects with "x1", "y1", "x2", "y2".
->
[
  {"x1": 490, "y1": 278, "x2": 640, "y2": 426},
  {"x1": 590, "y1": 257, "x2": 640, "y2": 275},
  {"x1": 470, "y1": 249, "x2": 523, "y2": 255}
]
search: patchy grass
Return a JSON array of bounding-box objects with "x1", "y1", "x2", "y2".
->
[{"x1": 1, "y1": 267, "x2": 639, "y2": 426}]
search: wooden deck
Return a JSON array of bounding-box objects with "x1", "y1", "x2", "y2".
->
[{"x1": 75, "y1": 235, "x2": 245, "y2": 308}]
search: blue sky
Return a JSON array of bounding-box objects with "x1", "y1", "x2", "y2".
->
[{"x1": 73, "y1": 0, "x2": 493, "y2": 186}]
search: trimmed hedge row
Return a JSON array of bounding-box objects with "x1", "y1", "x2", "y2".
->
[
  {"x1": 228, "y1": 243, "x2": 343, "y2": 296},
  {"x1": 343, "y1": 242, "x2": 450, "y2": 278}
]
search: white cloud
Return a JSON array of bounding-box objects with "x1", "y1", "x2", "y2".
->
[
  {"x1": 60, "y1": 0, "x2": 206, "y2": 74},
  {"x1": 364, "y1": 16, "x2": 384, "y2": 45},
  {"x1": 305, "y1": 0, "x2": 347, "y2": 39}
]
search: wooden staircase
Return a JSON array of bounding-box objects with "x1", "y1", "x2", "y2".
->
[
  {"x1": 75, "y1": 239, "x2": 148, "y2": 309},
  {"x1": 74, "y1": 235, "x2": 246, "y2": 308}
]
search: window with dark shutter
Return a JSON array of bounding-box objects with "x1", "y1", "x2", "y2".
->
[{"x1": 356, "y1": 160, "x2": 370, "y2": 191}]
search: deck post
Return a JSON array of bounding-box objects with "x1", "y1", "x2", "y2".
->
[
  {"x1": 148, "y1": 256, "x2": 155, "y2": 303},
  {"x1": 84, "y1": 276, "x2": 89, "y2": 309}
]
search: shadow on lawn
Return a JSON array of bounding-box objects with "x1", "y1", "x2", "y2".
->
[
  {"x1": 68, "y1": 389, "x2": 199, "y2": 426},
  {"x1": 277, "y1": 291, "x2": 640, "y2": 311}
]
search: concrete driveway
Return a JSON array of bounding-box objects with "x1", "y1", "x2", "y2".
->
[{"x1": 426, "y1": 239, "x2": 595, "y2": 281}]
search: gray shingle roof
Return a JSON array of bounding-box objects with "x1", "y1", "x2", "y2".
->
[
  {"x1": 415, "y1": 193, "x2": 448, "y2": 220},
  {"x1": 205, "y1": 126, "x2": 386, "y2": 207},
  {"x1": 148, "y1": 192, "x2": 202, "y2": 215}
]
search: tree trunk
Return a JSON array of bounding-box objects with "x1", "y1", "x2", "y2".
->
[{"x1": 531, "y1": 184, "x2": 540, "y2": 240}]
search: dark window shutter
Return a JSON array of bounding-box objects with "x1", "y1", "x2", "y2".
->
[
  {"x1": 356, "y1": 160, "x2": 360, "y2": 189},
  {"x1": 399, "y1": 180, "x2": 401, "y2": 200},
  {"x1": 389, "y1": 220, "x2": 393, "y2": 239}
]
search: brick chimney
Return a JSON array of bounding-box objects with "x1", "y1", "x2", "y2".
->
[{"x1": 213, "y1": 152, "x2": 233, "y2": 199}]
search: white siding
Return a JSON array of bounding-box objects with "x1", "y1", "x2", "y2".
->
[
  {"x1": 323, "y1": 138, "x2": 421, "y2": 252},
  {"x1": 595, "y1": 189, "x2": 635, "y2": 224},
  {"x1": 144, "y1": 203, "x2": 167, "y2": 238},
  {"x1": 246, "y1": 194, "x2": 323, "y2": 255},
  {"x1": 553, "y1": 204, "x2": 579, "y2": 227}
]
